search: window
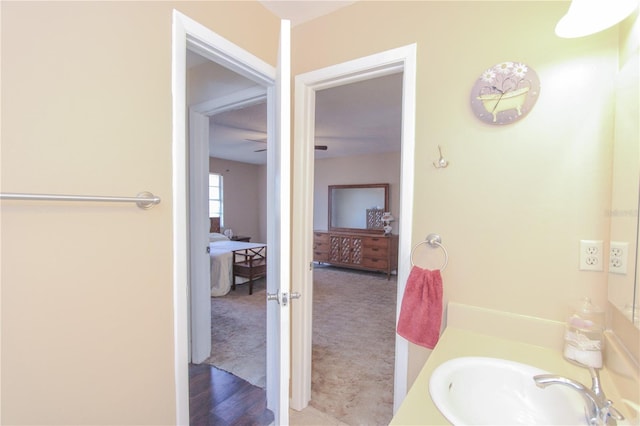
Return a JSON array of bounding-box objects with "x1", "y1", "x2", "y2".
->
[{"x1": 209, "y1": 173, "x2": 223, "y2": 224}]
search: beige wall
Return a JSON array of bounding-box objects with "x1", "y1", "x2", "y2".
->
[
  {"x1": 2, "y1": 0, "x2": 638, "y2": 423},
  {"x1": 0, "y1": 1, "x2": 278, "y2": 424},
  {"x1": 292, "y1": 0, "x2": 629, "y2": 386},
  {"x1": 209, "y1": 158, "x2": 267, "y2": 242},
  {"x1": 313, "y1": 152, "x2": 401, "y2": 233}
]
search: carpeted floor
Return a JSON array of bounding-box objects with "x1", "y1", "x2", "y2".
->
[
  {"x1": 310, "y1": 266, "x2": 396, "y2": 425},
  {"x1": 205, "y1": 278, "x2": 268, "y2": 388},
  {"x1": 205, "y1": 266, "x2": 397, "y2": 425}
]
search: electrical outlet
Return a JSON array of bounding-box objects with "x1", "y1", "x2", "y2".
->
[
  {"x1": 580, "y1": 240, "x2": 603, "y2": 271},
  {"x1": 609, "y1": 241, "x2": 629, "y2": 274}
]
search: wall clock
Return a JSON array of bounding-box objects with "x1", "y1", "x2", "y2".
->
[{"x1": 470, "y1": 61, "x2": 540, "y2": 125}]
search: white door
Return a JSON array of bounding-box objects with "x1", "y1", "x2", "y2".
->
[
  {"x1": 172, "y1": 12, "x2": 292, "y2": 424},
  {"x1": 266, "y1": 19, "x2": 292, "y2": 423}
]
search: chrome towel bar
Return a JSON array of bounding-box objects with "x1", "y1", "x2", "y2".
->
[{"x1": 0, "y1": 191, "x2": 161, "y2": 210}]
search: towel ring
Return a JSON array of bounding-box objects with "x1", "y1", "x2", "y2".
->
[{"x1": 410, "y1": 233, "x2": 448, "y2": 270}]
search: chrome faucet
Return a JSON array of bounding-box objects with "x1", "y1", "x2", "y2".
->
[{"x1": 534, "y1": 367, "x2": 624, "y2": 426}]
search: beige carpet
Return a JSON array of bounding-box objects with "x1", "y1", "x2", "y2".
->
[
  {"x1": 205, "y1": 278, "x2": 268, "y2": 388},
  {"x1": 310, "y1": 266, "x2": 396, "y2": 425},
  {"x1": 205, "y1": 266, "x2": 396, "y2": 425}
]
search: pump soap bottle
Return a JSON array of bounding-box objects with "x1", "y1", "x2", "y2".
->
[{"x1": 563, "y1": 297, "x2": 604, "y2": 369}]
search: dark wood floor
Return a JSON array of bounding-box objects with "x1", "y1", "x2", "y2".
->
[{"x1": 189, "y1": 363, "x2": 274, "y2": 426}]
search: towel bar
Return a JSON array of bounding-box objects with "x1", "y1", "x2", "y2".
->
[
  {"x1": 0, "y1": 191, "x2": 161, "y2": 210},
  {"x1": 410, "y1": 233, "x2": 448, "y2": 270}
]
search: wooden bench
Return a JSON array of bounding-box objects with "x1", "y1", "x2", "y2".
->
[{"x1": 232, "y1": 246, "x2": 266, "y2": 295}]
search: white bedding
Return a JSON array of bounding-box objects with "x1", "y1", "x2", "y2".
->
[{"x1": 209, "y1": 240, "x2": 267, "y2": 297}]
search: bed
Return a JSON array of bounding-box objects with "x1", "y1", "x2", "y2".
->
[{"x1": 208, "y1": 218, "x2": 266, "y2": 296}]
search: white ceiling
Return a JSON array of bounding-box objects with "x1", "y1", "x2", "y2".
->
[
  {"x1": 206, "y1": 72, "x2": 402, "y2": 164},
  {"x1": 258, "y1": 0, "x2": 357, "y2": 27},
  {"x1": 187, "y1": 0, "x2": 402, "y2": 165}
]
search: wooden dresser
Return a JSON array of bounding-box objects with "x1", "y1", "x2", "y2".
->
[{"x1": 313, "y1": 231, "x2": 398, "y2": 279}]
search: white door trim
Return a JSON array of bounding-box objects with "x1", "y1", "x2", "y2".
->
[
  {"x1": 171, "y1": 10, "x2": 277, "y2": 425},
  {"x1": 191, "y1": 86, "x2": 267, "y2": 117},
  {"x1": 291, "y1": 44, "x2": 417, "y2": 413}
]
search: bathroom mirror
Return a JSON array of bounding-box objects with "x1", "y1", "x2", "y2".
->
[
  {"x1": 328, "y1": 183, "x2": 389, "y2": 233},
  {"x1": 607, "y1": 55, "x2": 640, "y2": 329}
]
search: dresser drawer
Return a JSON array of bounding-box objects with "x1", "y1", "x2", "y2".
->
[
  {"x1": 362, "y1": 236, "x2": 390, "y2": 249},
  {"x1": 313, "y1": 232, "x2": 330, "y2": 243},
  {"x1": 313, "y1": 240, "x2": 330, "y2": 252},
  {"x1": 313, "y1": 232, "x2": 330, "y2": 262},
  {"x1": 362, "y1": 257, "x2": 389, "y2": 270},
  {"x1": 313, "y1": 250, "x2": 329, "y2": 262},
  {"x1": 363, "y1": 245, "x2": 388, "y2": 259}
]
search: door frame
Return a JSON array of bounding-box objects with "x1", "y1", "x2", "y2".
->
[
  {"x1": 171, "y1": 10, "x2": 277, "y2": 424},
  {"x1": 291, "y1": 44, "x2": 417, "y2": 413}
]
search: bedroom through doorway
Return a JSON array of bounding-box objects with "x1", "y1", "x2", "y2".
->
[
  {"x1": 185, "y1": 47, "x2": 270, "y2": 413},
  {"x1": 309, "y1": 73, "x2": 403, "y2": 424},
  {"x1": 204, "y1": 97, "x2": 270, "y2": 387},
  {"x1": 291, "y1": 43, "x2": 417, "y2": 417}
]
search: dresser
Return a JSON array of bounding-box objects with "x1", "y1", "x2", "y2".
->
[{"x1": 313, "y1": 231, "x2": 398, "y2": 279}]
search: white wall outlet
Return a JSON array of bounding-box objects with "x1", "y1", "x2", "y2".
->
[
  {"x1": 609, "y1": 241, "x2": 629, "y2": 274},
  {"x1": 580, "y1": 240, "x2": 603, "y2": 271}
]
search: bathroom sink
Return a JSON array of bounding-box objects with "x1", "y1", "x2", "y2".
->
[{"x1": 429, "y1": 357, "x2": 588, "y2": 425}]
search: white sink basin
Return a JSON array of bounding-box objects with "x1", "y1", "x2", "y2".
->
[{"x1": 429, "y1": 357, "x2": 588, "y2": 425}]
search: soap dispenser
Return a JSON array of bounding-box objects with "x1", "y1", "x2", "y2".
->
[{"x1": 563, "y1": 297, "x2": 605, "y2": 369}]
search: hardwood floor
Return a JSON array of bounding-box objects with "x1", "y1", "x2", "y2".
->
[{"x1": 189, "y1": 363, "x2": 274, "y2": 426}]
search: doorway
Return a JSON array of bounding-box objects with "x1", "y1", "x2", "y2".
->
[
  {"x1": 291, "y1": 44, "x2": 418, "y2": 414},
  {"x1": 308, "y1": 74, "x2": 403, "y2": 423},
  {"x1": 187, "y1": 52, "x2": 268, "y2": 365},
  {"x1": 187, "y1": 52, "x2": 269, "y2": 383},
  {"x1": 172, "y1": 12, "x2": 291, "y2": 424}
]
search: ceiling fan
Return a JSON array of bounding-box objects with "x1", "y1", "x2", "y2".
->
[{"x1": 246, "y1": 138, "x2": 328, "y2": 152}]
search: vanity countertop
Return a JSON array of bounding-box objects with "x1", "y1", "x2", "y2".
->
[{"x1": 390, "y1": 327, "x2": 627, "y2": 425}]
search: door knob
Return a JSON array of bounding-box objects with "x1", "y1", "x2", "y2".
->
[
  {"x1": 266, "y1": 291, "x2": 301, "y2": 307},
  {"x1": 267, "y1": 291, "x2": 279, "y2": 302}
]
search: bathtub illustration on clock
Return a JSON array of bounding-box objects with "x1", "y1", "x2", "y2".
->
[{"x1": 470, "y1": 61, "x2": 540, "y2": 125}]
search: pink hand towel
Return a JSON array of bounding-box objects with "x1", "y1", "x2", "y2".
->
[{"x1": 397, "y1": 266, "x2": 443, "y2": 349}]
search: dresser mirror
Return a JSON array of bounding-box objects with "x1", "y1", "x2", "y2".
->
[{"x1": 328, "y1": 183, "x2": 389, "y2": 234}]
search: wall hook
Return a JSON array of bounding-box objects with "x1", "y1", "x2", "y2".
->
[{"x1": 433, "y1": 145, "x2": 449, "y2": 168}]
